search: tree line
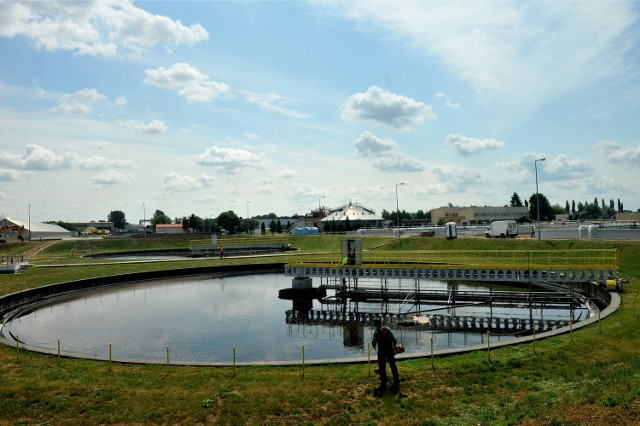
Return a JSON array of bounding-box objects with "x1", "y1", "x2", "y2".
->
[{"x1": 55, "y1": 192, "x2": 634, "y2": 235}]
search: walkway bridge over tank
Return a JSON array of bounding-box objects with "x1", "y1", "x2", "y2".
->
[
  {"x1": 284, "y1": 249, "x2": 619, "y2": 286},
  {"x1": 285, "y1": 309, "x2": 570, "y2": 335}
]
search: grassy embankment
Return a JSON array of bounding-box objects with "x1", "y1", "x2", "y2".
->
[{"x1": 0, "y1": 235, "x2": 639, "y2": 425}]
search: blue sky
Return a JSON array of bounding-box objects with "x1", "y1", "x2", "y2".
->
[{"x1": 1, "y1": 1, "x2": 639, "y2": 224}]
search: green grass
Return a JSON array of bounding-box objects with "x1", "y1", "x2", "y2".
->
[{"x1": 1, "y1": 235, "x2": 639, "y2": 425}]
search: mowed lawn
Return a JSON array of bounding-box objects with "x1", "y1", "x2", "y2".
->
[{"x1": 1, "y1": 235, "x2": 639, "y2": 425}]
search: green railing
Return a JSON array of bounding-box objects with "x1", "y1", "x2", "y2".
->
[
  {"x1": 286, "y1": 249, "x2": 619, "y2": 271},
  {"x1": 190, "y1": 236, "x2": 289, "y2": 249}
]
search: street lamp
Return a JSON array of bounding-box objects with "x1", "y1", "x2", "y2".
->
[
  {"x1": 318, "y1": 195, "x2": 325, "y2": 219},
  {"x1": 535, "y1": 158, "x2": 546, "y2": 240},
  {"x1": 395, "y1": 182, "x2": 405, "y2": 233},
  {"x1": 143, "y1": 202, "x2": 146, "y2": 240}
]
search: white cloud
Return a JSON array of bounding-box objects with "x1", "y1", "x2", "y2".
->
[
  {"x1": 342, "y1": 86, "x2": 436, "y2": 131},
  {"x1": 374, "y1": 154, "x2": 425, "y2": 172},
  {"x1": 327, "y1": 2, "x2": 639, "y2": 112},
  {"x1": 121, "y1": 119, "x2": 167, "y2": 134},
  {"x1": 163, "y1": 172, "x2": 216, "y2": 192},
  {"x1": 596, "y1": 140, "x2": 640, "y2": 166},
  {"x1": 0, "y1": 144, "x2": 73, "y2": 170},
  {"x1": 276, "y1": 169, "x2": 299, "y2": 179},
  {"x1": 448, "y1": 134, "x2": 504, "y2": 156},
  {"x1": 112, "y1": 97, "x2": 127, "y2": 107},
  {"x1": 196, "y1": 145, "x2": 264, "y2": 172},
  {"x1": 244, "y1": 92, "x2": 308, "y2": 118},
  {"x1": 353, "y1": 131, "x2": 398, "y2": 157},
  {"x1": 445, "y1": 101, "x2": 461, "y2": 109},
  {"x1": 431, "y1": 165, "x2": 484, "y2": 193},
  {"x1": 49, "y1": 88, "x2": 107, "y2": 115},
  {"x1": 0, "y1": 169, "x2": 23, "y2": 181},
  {"x1": 0, "y1": 0, "x2": 208, "y2": 57},
  {"x1": 144, "y1": 63, "x2": 230, "y2": 102},
  {"x1": 90, "y1": 170, "x2": 132, "y2": 185},
  {"x1": 539, "y1": 154, "x2": 593, "y2": 180}
]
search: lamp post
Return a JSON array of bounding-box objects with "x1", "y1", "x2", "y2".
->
[
  {"x1": 28, "y1": 203, "x2": 31, "y2": 243},
  {"x1": 143, "y1": 202, "x2": 146, "y2": 240},
  {"x1": 535, "y1": 158, "x2": 546, "y2": 240},
  {"x1": 395, "y1": 182, "x2": 405, "y2": 234},
  {"x1": 318, "y1": 195, "x2": 325, "y2": 219}
]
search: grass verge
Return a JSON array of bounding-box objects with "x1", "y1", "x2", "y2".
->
[{"x1": 1, "y1": 235, "x2": 639, "y2": 425}]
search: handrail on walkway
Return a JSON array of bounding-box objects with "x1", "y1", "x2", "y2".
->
[
  {"x1": 285, "y1": 249, "x2": 618, "y2": 271},
  {"x1": 190, "y1": 236, "x2": 289, "y2": 249}
]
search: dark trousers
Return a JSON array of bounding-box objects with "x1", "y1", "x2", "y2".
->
[{"x1": 377, "y1": 352, "x2": 400, "y2": 388}]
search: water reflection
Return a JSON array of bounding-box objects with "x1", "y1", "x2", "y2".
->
[{"x1": 4, "y1": 274, "x2": 587, "y2": 363}]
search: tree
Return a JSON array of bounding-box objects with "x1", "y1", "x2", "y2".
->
[
  {"x1": 151, "y1": 210, "x2": 171, "y2": 226},
  {"x1": 260, "y1": 222, "x2": 266, "y2": 235},
  {"x1": 529, "y1": 193, "x2": 554, "y2": 221},
  {"x1": 276, "y1": 219, "x2": 283, "y2": 234},
  {"x1": 565, "y1": 201, "x2": 570, "y2": 214},
  {"x1": 269, "y1": 219, "x2": 276, "y2": 234},
  {"x1": 182, "y1": 217, "x2": 189, "y2": 232},
  {"x1": 217, "y1": 211, "x2": 241, "y2": 234},
  {"x1": 510, "y1": 192, "x2": 523, "y2": 207},
  {"x1": 108, "y1": 210, "x2": 127, "y2": 230},
  {"x1": 188, "y1": 214, "x2": 201, "y2": 231}
]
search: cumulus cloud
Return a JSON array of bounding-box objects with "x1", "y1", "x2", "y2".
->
[
  {"x1": 342, "y1": 86, "x2": 436, "y2": 131},
  {"x1": 324, "y1": 2, "x2": 638, "y2": 113},
  {"x1": 374, "y1": 154, "x2": 426, "y2": 172},
  {"x1": 111, "y1": 97, "x2": 127, "y2": 107},
  {"x1": 0, "y1": 144, "x2": 73, "y2": 170},
  {"x1": 0, "y1": 169, "x2": 23, "y2": 181},
  {"x1": 448, "y1": 134, "x2": 504, "y2": 156},
  {"x1": 276, "y1": 168, "x2": 299, "y2": 179},
  {"x1": 432, "y1": 165, "x2": 484, "y2": 193},
  {"x1": 596, "y1": 140, "x2": 640, "y2": 166},
  {"x1": 163, "y1": 172, "x2": 216, "y2": 191},
  {"x1": 144, "y1": 63, "x2": 230, "y2": 102},
  {"x1": 0, "y1": 0, "x2": 208, "y2": 57},
  {"x1": 244, "y1": 92, "x2": 308, "y2": 118},
  {"x1": 353, "y1": 131, "x2": 398, "y2": 157},
  {"x1": 91, "y1": 170, "x2": 132, "y2": 185},
  {"x1": 121, "y1": 119, "x2": 167, "y2": 134},
  {"x1": 196, "y1": 145, "x2": 264, "y2": 172},
  {"x1": 49, "y1": 88, "x2": 107, "y2": 115},
  {"x1": 537, "y1": 154, "x2": 593, "y2": 180}
]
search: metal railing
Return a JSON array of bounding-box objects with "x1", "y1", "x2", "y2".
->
[{"x1": 285, "y1": 249, "x2": 619, "y2": 271}]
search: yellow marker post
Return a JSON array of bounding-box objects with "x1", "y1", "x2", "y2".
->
[
  {"x1": 431, "y1": 336, "x2": 435, "y2": 371},
  {"x1": 532, "y1": 325, "x2": 537, "y2": 355},
  {"x1": 302, "y1": 345, "x2": 305, "y2": 379}
]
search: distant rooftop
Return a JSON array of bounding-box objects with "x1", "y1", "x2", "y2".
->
[{"x1": 321, "y1": 201, "x2": 383, "y2": 222}]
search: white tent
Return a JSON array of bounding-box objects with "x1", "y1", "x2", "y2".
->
[{"x1": 0, "y1": 216, "x2": 73, "y2": 241}]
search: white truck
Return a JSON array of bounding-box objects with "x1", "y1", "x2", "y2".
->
[{"x1": 485, "y1": 220, "x2": 518, "y2": 238}]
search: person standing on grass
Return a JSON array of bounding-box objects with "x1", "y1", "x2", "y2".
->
[
  {"x1": 371, "y1": 318, "x2": 400, "y2": 395},
  {"x1": 219, "y1": 245, "x2": 224, "y2": 258}
]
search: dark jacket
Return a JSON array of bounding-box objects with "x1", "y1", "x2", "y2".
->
[{"x1": 371, "y1": 326, "x2": 397, "y2": 355}]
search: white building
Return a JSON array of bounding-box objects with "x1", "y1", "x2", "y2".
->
[{"x1": 0, "y1": 215, "x2": 73, "y2": 241}]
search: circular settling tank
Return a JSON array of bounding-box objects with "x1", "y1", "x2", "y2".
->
[{"x1": 2, "y1": 274, "x2": 587, "y2": 364}]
